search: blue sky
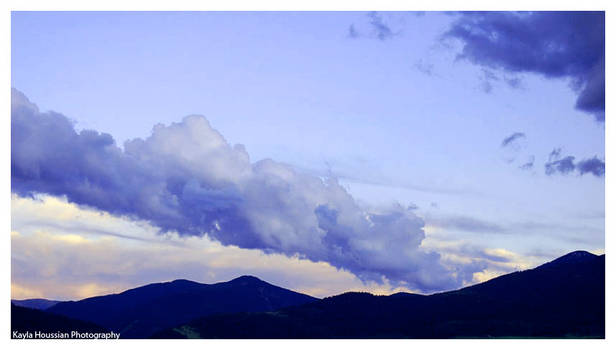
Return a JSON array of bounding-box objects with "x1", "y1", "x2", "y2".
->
[{"x1": 11, "y1": 11, "x2": 605, "y2": 299}]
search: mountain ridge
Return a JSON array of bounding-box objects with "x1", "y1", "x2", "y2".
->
[
  {"x1": 152, "y1": 250, "x2": 605, "y2": 338},
  {"x1": 46, "y1": 274, "x2": 318, "y2": 338},
  {"x1": 11, "y1": 298, "x2": 62, "y2": 310},
  {"x1": 12, "y1": 250, "x2": 605, "y2": 339}
]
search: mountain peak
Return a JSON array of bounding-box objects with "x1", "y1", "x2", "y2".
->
[
  {"x1": 540, "y1": 250, "x2": 598, "y2": 269},
  {"x1": 169, "y1": 278, "x2": 199, "y2": 285},
  {"x1": 46, "y1": 274, "x2": 317, "y2": 338},
  {"x1": 229, "y1": 275, "x2": 263, "y2": 284},
  {"x1": 555, "y1": 250, "x2": 596, "y2": 261}
]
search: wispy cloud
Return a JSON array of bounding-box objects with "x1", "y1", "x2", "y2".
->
[
  {"x1": 426, "y1": 213, "x2": 603, "y2": 242},
  {"x1": 479, "y1": 68, "x2": 499, "y2": 94},
  {"x1": 347, "y1": 12, "x2": 399, "y2": 41},
  {"x1": 427, "y1": 215, "x2": 506, "y2": 234},
  {"x1": 501, "y1": 132, "x2": 526, "y2": 148},
  {"x1": 519, "y1": 155, "x2": 535, "y2": 170},
  {"x1": 500, "y1": 131, "x2": 529, "y2": 166},
  {"x1": 347, "y1": 24, "x2": 359, "y2": 39},
  {"x1": 414, "y1": 60, "x2": 435, "y2": 76},
  {"x1": 367, "y1": 12, "x2": 395, "y2": 41}
]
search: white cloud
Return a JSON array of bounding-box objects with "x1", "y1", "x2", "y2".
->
[{"x1": 12, "y1": 89, "x2": 463, "y2": 292}]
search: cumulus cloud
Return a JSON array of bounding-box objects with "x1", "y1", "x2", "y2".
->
[
  {"x1": 11, "y1": 88, "x2": 464, "y2": 292},
  {"x1": 544, "y1": 148, "x2": 605, "y2": 177},
  {"x1": 446, "y1": 11, "x2": 605, "y2": 121}
]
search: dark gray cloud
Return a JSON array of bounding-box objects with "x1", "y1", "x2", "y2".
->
[
  {"x1": 501, "y1": 132, "x2": 526, "y2": 148},
  {"x1": 445, "y1": 11, "x2": 605, "y2": 121},
  {"x1": 11, "y1": 89, "x2": 466, "y2": 293},
  {"x1": 545, "y1": 152, "x2": 576, "y2": 175},
  {"x1": 544, "y1": 148, "x2": 604, "y2": 177},
  {"x1": 576, "y1": 157, "x2": 605, "y2": 177}
]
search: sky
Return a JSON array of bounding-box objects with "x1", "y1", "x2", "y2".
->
[{"x1": 11, "y1": 11, "x2": 605, "y2": 300}]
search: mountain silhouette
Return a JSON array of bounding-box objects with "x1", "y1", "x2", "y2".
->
[
  {"x1": 11, "y1": 298, "x2": 61, "y2": 310},
  {"x1": 11, "y1": 304, "x2": 109, "y2": 337},
  {"x1": 46, "y1": 275, "x2": 318, "y2": 338},
  {"x1": 152, "y1": 251, "x2": 604, "y2": 338}
]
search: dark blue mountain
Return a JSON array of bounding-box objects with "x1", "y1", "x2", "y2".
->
[
  {"x1": 153, "y1": 251, "x2": 605, "y2": 338},
  {"x1": 46, "y1": 275, "x2": 318, "y2": 338},
  {"x1": 11, "y1": 304, "x2": 109, "y2": 337},
  {"x1": 11, "y1": 298, "x2": 62, "y2": 310}
]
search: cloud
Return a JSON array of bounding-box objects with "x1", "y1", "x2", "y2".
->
[
  {"x1": 12, "y1": 194, "x2": 421, "y2": 300},
  {"x1": 426, "y1": 212, "x2": 603, "y2": 245},
  {"x1": 500, "y1": 131, "x2": 528, "y2": 165},
  {"x1": 577, "y1": 157, "x2": 605, "y2": 177},
  {"x1": 11, "y1": 89, "x2": 465, "y2": 293},
  {"x1": 545, "y1": 152, "x2": 576, "y2": 175},
  {"x1": 367, "y1": 12, "x2": 395, "y2": 41},
  {"x1": 414, "y1": 60, "x2": 434, "y2": 76},
  {"x1": 501, "y1": 132, "x2": 526, "y2": 148},
  {"x1": 479, "y1": 68, "x2": 499, "y2": 93},
  {"x1": 544, "y1": 148, "x2": 605, "y2": 177},
  {"x1": 427, "y1": 215, "x2": 506, "y2": 234},
  {"x1": 505, "y1": 76, "x2": 522, "y2": 89},
  {"x1": 519, "y1": 155, "x2": 535, "y2": 170},
  {"x1": 420, "y1": 236, "x2": 541, "y2": 286},
  {"x1": 348, "y1": 12, "x2": 398, "y2": 41},
  {"x1": 445, "y1": 11, "x2": 605, "y2": 121},
  {"x1": 347, "y1": 24, "x2": 359, "y2": 39}
]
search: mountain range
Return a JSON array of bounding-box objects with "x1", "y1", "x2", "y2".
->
[
  {"x1": 11, "y1": 298, "x2": 61, "y2": 310},
  {"x1": 11, "y1": 250, "x2": 605, "y2": 338},
  {"x1": 38, "y1": 276, "x2": 316, "y2": 338}
]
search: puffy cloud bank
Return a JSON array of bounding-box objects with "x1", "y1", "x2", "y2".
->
[
  {"x1": 11, "y1": 89, "x2": 459, "y2": 292},
  {"x1": 446, "y1": 11, "x2": 605, "y2": 121}
]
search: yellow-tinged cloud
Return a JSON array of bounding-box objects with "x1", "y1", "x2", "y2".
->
[
  {"x1": 11, "y1": 193, "x2": 564, "y2": 300},
  {"x1": 11, "y1": 194, "x2": 415, "y2": 300}
]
